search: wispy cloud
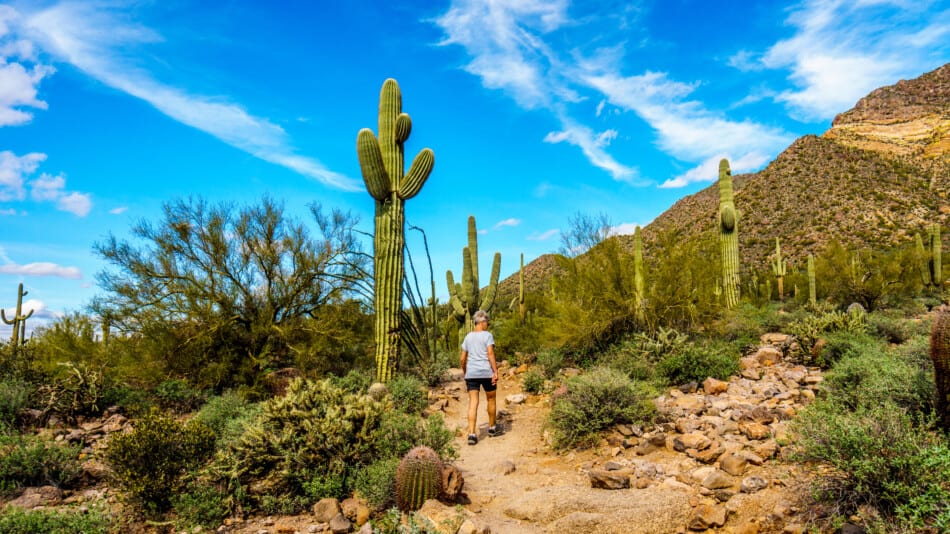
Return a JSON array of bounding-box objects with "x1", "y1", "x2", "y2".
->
[
  {"x1": 760, "y1": 0, "x2": 950, "y2": 121},
  {"x1": 18, "y1": 2, "x2": 358, "y2": 191},
  {"x1": 0, "y1": 151, "x2": 92, "y2": 215},
  {"x1": 527, "y1": 228, "x2": 559, "y2": 241},
  {"x1": 609, "y1": 222, "x2": 641, "y2": 236},
  {"x1": 108, "y1": 206, "x2": 127, "y2": 215},
  {"x1": 0, "y1": 150, "x2": 44, "y2": 200},
  {"x1": 493, "y1": 218, "x2": 521, "y2": 230},
  {"x1": 0, "y1": 5, "x2": 54, "y2": 127},
  {"x1": 660, "y1": 152, "x2": 771, "y2": 189},
  {"x1": 0, "y1": 261, "x2": 82, "y2": 278}
]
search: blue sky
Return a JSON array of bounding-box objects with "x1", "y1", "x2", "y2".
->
[{"x1": 1, "y1": 0, "x2": 948, "y2": 335}]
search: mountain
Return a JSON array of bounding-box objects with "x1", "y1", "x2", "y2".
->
[{"x1": 501, "y1": 62, "x2": 950, "y2": 296}]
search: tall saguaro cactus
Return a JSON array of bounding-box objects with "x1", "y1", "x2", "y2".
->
[
  {"x1": 633, "y1": 225, "x2": 645, "y2": 320},
  {"x1": 357, "y1": 78, "x2": 435, "y2": 382},
  {"x1": 807, "y1": 254, "x2": 816, "y2": 306},
  {"x1": 771, "y1": 238, "x2": 787, "y2": 301},
  {"x1": 447, "y1": 216, "x2": 501, "y2": 342},
  {"x1": 931, "y1": 223, "x2": 943, "y2": 288},
  {"x1": 516, "y1": 253, "x2": 526, "y2": 326},
  {"x1": 2, "y1": 283, "x2": 34, "y2": 346},
  {"x1": 718, "y1": 158, "x2": 740, "y2": 308},
  {"x1": 917, "y1": 233, "x2": 932, "y2": 286}
]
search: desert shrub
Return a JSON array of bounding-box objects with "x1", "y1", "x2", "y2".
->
[
  {"x1": 655, "y1": 340, "x2": 740, "y2": 386},
  {"x1": 0, "y1": 428, "x2": 81, "y2": 494},
  {"x1": 547, "y1": 367, "x2": 656, "y2": 449},
  {"x1": 153, "y1": 378, "x2": 207, "y2": 414},
  {"x1": 792, "y1": 399, "x2": 950, "y2": 529},
  {"x1": 214, "y1": 378, "x2": 389, "y2": 512},
  {"x1": 33, "y1": 362, "x2": 105, "y2": 421},
  {"x1": 372, "y1": 411, "x2": 456, "y2": 462},
  {"x1": 867, "y1": 310, "x2": 926, "y2": 344},
  {"x1": 0, "y1": 504, "x2": 112, "y2": 533},
  {"x1": 521, "y1": 368, "x2": 545, "y2": 394},
  {"x1": 387, "y1": 374, "x2": 427, "y2": 415},
  {"x1": 327, "y1": 368, "x2": 374, "y2": 395},
  {"x1": 104, "y1": 413, "x2": 215, "y2": 513},
  {"x1": 0, "y1": 379, "x2": 32, "y2": 427},
  {"x1": 352, "y1": 457, "x2": 399, "y2": 511},
  {"x1": 410, "y1": 349, "x2": 454, "y2": 388},
  {"x1": 786, "y1": 307, "x2": 869, "y2": 367},
  {"x1": 171, "y1": 479, "x2": 230, "y2": 530},
  {"x1": 100, "y1": 383, "x2": 151, "y2": 416},
  {"x1": 193, "y1": 391, "x2": 261, "y2": 449},
  {"x1": 536, "y1": 348, "x2": 564, "y2": 378}
]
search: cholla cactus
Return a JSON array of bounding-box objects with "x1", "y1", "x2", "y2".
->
[{"x1": 395, "y1": 445, "x2": 443, "y2": 511}]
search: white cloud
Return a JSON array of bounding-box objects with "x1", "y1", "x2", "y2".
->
[
  {"x1": 0, "y1": 6, "x2": 54, "y2": 127},
  {"x1": 0, "y1": 261, "x2": 82, "y2": 278},
  {"x1": 760, "y1": 0, "x2": 950, "y2": 121},
  {"x1": 493, "y1": 218, "x2": 521, "y2": 229},
  {"x1": 108, "y1": 206, "x2": 127, "y2": 215},
  {"x1": 20, "y1": 3, "x2": 358, "y2": 191},
  {"x1": 609, "y1": 222, "x2": 641, "y2": 236},
  {"x1": 543, "y1": 121, "x2": 639, "y2": 182},
  {"x1": 0, "y1": 297, "x2": 60, "y2": 339},
  {"x1": 660, "y1": 152, "x2": 771, "y2": 189},
  {"x1": 527, "y1": 228, "x2": 559, "y2": 241},
  {"x1": 0, "y1": 150, "x2": 44, "y2": 200},
  {"x1": 27, "y1": 170, "x2": 92, "y2": 216},
  {"x1": 0, "y1": 207, "x2": 16, "y2": 215},
  {"x1": 56, "y1": 191, "x2": 92, "y2": 216}
]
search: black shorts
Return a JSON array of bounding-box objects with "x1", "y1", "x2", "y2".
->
[{"x1": 465, "y1": 377, "x2": 497, "y2": 392}]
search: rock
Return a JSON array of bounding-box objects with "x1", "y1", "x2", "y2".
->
[
  {"x1": 505, "y1": 394, "x2": 526, "y2": 405},
  {"x1": 703, "y1": 377, "x2": 729, "y2": 395},
  {"x1": 7, "y1": 486, "x2": 63, "y2": 509},
  {"x1": 719, "y1": 453, "x2": 748, "y2": 476},
  {"x1": 589, "y1": 469, "x2": 630, "y2": 489},
  {"x1": 738, "y1": 421, "x2": 771, "y2": 440},
  {"x1": 636, "y1": 433, "x2": 668, "y2": 455},
  {"x1": 754, "y1": 347, "x2": 782, "y2": 366},
  {"x1": 328, "y1": 513, "x2": 351, "y2": 534},
  {"x1": 783, "y1": 524, "x2": 806, "y2": 534},
  {"x1": 673, "y1": 432, "x2": 711, "y2": 452},
  {"x1": 313, "y1": 498, "x2": 342, "y2": 523},
  {"x1": 341, "y1": 497, "x2": 369, "y2": 526},
  {"x1": 741, "y1": 368, "x2": 761, "y2": 380},
  {"x1": 355, "y1": 522, "x2": 373, "y2": 534},
  {"x1": 445, "y1": 368, "x2": 465, "y2": 381},
  {"x1": 741, "y1": 476, "x2": 769, "y2": 493},
  {"x1": 688, "y1": 504, "x2": 727, "y2": 530},
  {"x1": 417, "y1": 499, "x2": 465, "y2": 534},
  {"x1": 752, "y1": 439, "x2": 779, "y2": 459},
  {"x1": 603, "y1": 460, "x2": 624, "y2": 471},
  {"x1": 760, "y1": 333, "x2": 790, "y2": 345},
  {"x1": 81, "y1": 458, "x2": 110, "y2": 482},
  {"x1": 688, "y1": 444, "x2": 724, "y2": 464},
  {"x1": 457, "y1": 519, "x2": 478, "y2": 534},
  {"x1": 440, "y1": 464, "x2": 464, "y2": 501},
  {"x1": 495, "y1": 460, "x2": 516, "y2": 475},
  {"x1": 673, "y1": 395, "x2": 707, "y2": 414},
  {"x1": 701, "y1": 470, "x2": 735, "y2": 490}
]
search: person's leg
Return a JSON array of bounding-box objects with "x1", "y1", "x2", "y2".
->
[
  {"x1": 467, "y1": 389, "x2": 480, "y2": 436},
  {"x1": 486, "y1": 389, "x2": 497, "y2": 429}
]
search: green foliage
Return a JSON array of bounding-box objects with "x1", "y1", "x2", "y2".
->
[
  {"x1": 193, "y1": 391, "x2": 261, "y2": 449},
  {"x1": 547, "y1": 367, "x2": 656, "y2": 449},
  {"x1": 371, "y1": 507, "x2": 431, "y2": 534},
  {"x1": 104, "y1": 413, "x2": 215, "y2": 513},
  {"x1": 655, "y1": 340, "x2": 740, "y2": 386},
  {"x1": 815, "y1": 240, "x2": 919, "y2": 311},
  {"x1": 171, "y1": 479, "x2": 230, "y2": 530},
  {"x1": 387, "y1": 374, "x2": 427, "y2": 415},
  {"x1": 154, "y1": 378, "x2": 207, "y2": 414},
  {"x1": 867, "y1": 309, "x2": 926, "y2": 344},
  {"x1": 327, "y1": 368, "x2": 375, "y2": 395},
  {"x1": 353, "y1": 457, "x2": 399, "y2": 511},
  {"x1": 0, "y1": 505, "x2": 112, "y2": 534},
  {"x1": 395, "y1": 445, "x2": 442, "y2": 512},
  {"x1": 0, "y1": 428, "x2": 81, "y2": 495},
  {"x1": 372, "y1": 412, "x2": 456, "y2": 462},
  {"x1": 34, "y1": 362, "x2": 105, "y2": 421},
  {"x1": 521, "y1": 368, "x2": 545, "y2": 394},
  {"x1": 786, "y1": 306, "x2": 868, "y2": 367},
  {"x1": 0, "y1": 378, "x2": 32, "y2": 427},
  {"x1": 535, "y1": 348, "x2": 564, "y2": 378}
]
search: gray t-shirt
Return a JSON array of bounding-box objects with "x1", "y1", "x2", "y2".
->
[{"x1": 461, "y1": 330, "x2": 495, "y2": 379}]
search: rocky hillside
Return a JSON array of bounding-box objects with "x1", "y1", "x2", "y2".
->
[{"x1": 504, "y1": 62, "x2": 950, "y2": 290}]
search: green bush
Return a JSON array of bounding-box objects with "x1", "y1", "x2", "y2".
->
[
  {"x1": 372, "y1": 412, "x2": 456, "y2": 462},
  {"x1": 792, "y1": 399, "x2": 949, "y2": 529},
  {"x1": 171, "y1": 479, "x2": 230, "y2": 530},
  {"x1": 0, "y1": 379, "x2": 32, "y2": 427},
  {"x1": 387, "y1": 374, "x2": 427, "y2": 415},
  {"x1": 547, "y1": 367, "x2": 656, "y2": 449},
  {"x1": 154, "y1": 378, "x2": 207, "y2": 414},
  {"x1": 35, "y1": 362, "x2": 105, "y2": 420},
  {"x1": 786, "y1": 307, "x2": 868, "y2": 367},
  {"x1": 352, "y1": 457, "x2": 399, "y2": 511},
  {"x1": 327, "y1": 369, "x2": 374, "y2": 395},
  {"x1": 867, "y1": 311, "x2": 926, "y2": 344},
  {"x1": 100, "y1": 383, "x2": 152, "y2": 416},
  {"x1": 0, "y1": 429, "x2": 81, "y2": 494},
  {"x1": 193, "y1": 391, "x2": 260, "y2": 448},
  {"x1": 655, "y1": 340, "x2": 740, "y2": 386},
  {"x1": 0, "y1": 504, "x2": 112, "y2": 533},
  {"x1": 521, "y1": 368, "x2": 545, "y2": 394},
  {"x1": 536, "y1": 349, "x2": 564, "y2": 378},
  {"x1": 104, "y1": 413, "x2": 215, "y2": 513}
]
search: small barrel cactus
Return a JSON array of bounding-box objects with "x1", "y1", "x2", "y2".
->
[
  {"x1": 395, "y1": 445, "x2": 443, "y2": 511},
  {"x1": 930, "y1": 305, "x2": 950, "y2": 432}
]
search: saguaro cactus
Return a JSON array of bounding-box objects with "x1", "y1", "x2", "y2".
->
[
  {"x1": 515, "y1": 253, "x2": 526, "y2": 326},
  {"x1": 771, "y1": 238, "x2": 787, "y2": 301},
  {"x1": 917, "y1": 233, "x2": 932, "y2": 286},
  {"x1": 2, "y1": 283, "x2": 34, "y2": 345},
  {"x1": 633, "y1": 225, "x2": 645, "y2": 320},
  {"x1": 718, "y1": 159, "x2": 740, "y2": 308},
  {"x1": 447, "y1": 216, "x2": 501, "y2": 341},
  {"x1": 807, "y1": 254, "x2": 816, "y2": 306},
  {"x1": 929, "y1": 306, "x2": 950, "y2": 432},
  {"x1": 931, "y1": 223, "x2": 943, "y2": 288},
  {"x1": 357, "y1": 78, "x2": 435, "y2": 382}
]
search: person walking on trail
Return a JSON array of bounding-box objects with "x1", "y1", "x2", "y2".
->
[{"x1": 460, "y1": 310, "x2": 501, "y2": 445}]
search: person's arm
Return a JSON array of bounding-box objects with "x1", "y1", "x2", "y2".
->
[
  {"x1": 460, "y1": 349, "x2": 468, "y2": 375},
  {"x1": 488, "y1": 344, "x2": 498, "y2": 385}
]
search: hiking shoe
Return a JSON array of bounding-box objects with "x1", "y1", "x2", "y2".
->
[
  {"x1": 488, "y1": 425, "x2": 503, "y2": 437},
  {"x1": 467, "y1": 434, "x2": 478, "y2": 445}
]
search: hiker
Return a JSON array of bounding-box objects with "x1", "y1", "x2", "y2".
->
[{"x1": 460, "y1": 309, "x2": 500, "y2": 445}]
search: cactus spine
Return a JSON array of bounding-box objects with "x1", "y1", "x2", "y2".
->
[
  {"x1": 929, "y1": 306, "x2": 950, "y2": 432},
  {"x1": 447, "y1": 216, "x2": 501, "y2": 342},
  {"x1": 931, "y1": 223, "x2": 942, "y2": 287},
  {"x1": 357, "y1": 79, "x2": 435, "y2": 382},
  {"x1": 633, "y1": 225, "x2": 645, "y2": 320},
  {"x1": 807, "y1": 254, "x2": 816, "y2": 306},
  {"x1": 718, "y1": 158, "x2": 740, "y2": 308},
  {"x1": 395, "y1": 445, "x2": 443, "y2": 511},
  {"x1": 771, "y1": 238, "x2": 787, "y2": 301},
  {"x1": 2, "y1": 283, "x2": 34, "y2": 345}
]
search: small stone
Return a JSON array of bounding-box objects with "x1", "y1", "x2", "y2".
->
[
  {"x1": 589, "y1": 469, "x2": 630, "y2": 489},
  {"x1": 703, "y1": 377, "x2": 729, "y2": 395},
  {"x1": 603, "y1": 460, "x2": 624, "y2": 471},
  {"x1": 719, "y1": 453, "x2": 748, "y2": 476},
  {"x1": 505, "y1": 394, "x2": 526, "y2": 405},
  {"x1": 312, "y1": 498, "x2": 342, "y2": 523},
  {"x1": 329, "y1": 513, "x2": 351, "y2": 534},
  {"x1": 673, "y1": 432, "x2": 711, "y2": 452},
  {"x1": 741, "y1": 476, "x2": 769, "y2": 493},
  {"x1": 495, "y1": 460, "x2": 516, "y2": 475},
  {"x1": 701, "y1": 470, "x2": 734, "y2": 490},
  {"x1": 738, "y1": 421, "x2": 771, "y2": 440},
  {"x1": 688, "y1": 504, "x2": 727, "y2": 530}
]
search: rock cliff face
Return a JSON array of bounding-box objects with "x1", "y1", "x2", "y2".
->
[{"x1": 825, "y1": 63, "x2": 950, "y2": 160}]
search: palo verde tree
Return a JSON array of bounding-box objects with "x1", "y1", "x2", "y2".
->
[{"x1": 91, "y1": 196, "x2": 367, "y2": 391}]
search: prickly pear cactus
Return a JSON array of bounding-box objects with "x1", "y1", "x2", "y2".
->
[
  {"x1": 395, "y1": 445, "x2": 443, "y2": 511},
  {"x1": 357, "y1": 78, "x2": 435, "y2": 382},
  {"x1": 718, "y1": 159, "x2": 740, "y2": 308},
  {"x1": 929, "y1": 306, "x2": 950, "y2": 432}
]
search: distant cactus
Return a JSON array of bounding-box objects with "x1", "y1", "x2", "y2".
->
[
  {"x1": 807, "y1": 254, "x2": 816, "y2": 306},
  {"x1": 2, "y1": 283, "x2": 34, "y2": 346},
  {"x1": 930, "y1": 223, "x2": 943, "y2": 288},
  {"x1": 929, "y1": 306, "x2": 950, "y2": 432},
  {"x1": 446, "y1": 216, "x2": 500, "y2": 341},
  {"x1": 357, "y1": 78, "x2": 435, "y2": 382},
  {"x1": 633, "y1": 225, "x2": 645, "y2": 320},
  {"x1": 771, "y1": 238, "x2": 787, "y2": 300},
  {"x1": 917, "y1": 233, "x2": 932, "y2": 286},
  {"x1": 517, "y1": 253, "x2": 526, "y2": 325},
  {"x1": 395, "y1": 445, "x2": 443, "y2": 511},
  {"x1": 718, "y1": 159, "x2": 740, "y2": 308}
]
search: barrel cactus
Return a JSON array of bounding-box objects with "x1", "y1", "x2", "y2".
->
[
  {"x1": 357, "y1": 78, "x2": 435, "y2": 382},
  {"x1": 718, "y1": 159, "x2": 740, "y2": 308},
  {"x1": 930, "y1": 306, "x2": 950, "y2": 432},
  {"x1": 395, "y1": 445, "x2": 443, "y2": 511}
]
